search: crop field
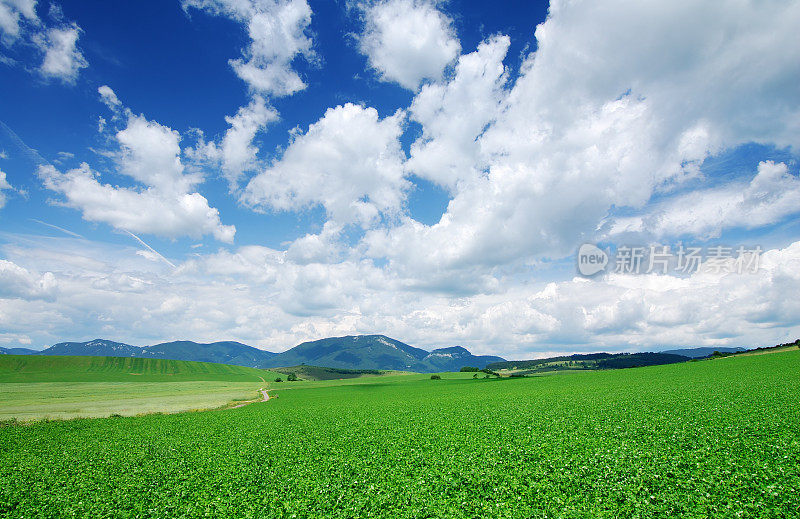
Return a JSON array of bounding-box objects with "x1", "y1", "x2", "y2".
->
[
  {"x1": 0, "y1": 381, "x2": 268, "y2": 421},
  {"x1": 0, "y1": 355, "x2": 283, "y2": 420},
  {"x1": 1, "y1": 351, "x2": 799, "y2": 518},
  {"x1": 272, "y1": 364, "x2": 409, "y2": 381}
]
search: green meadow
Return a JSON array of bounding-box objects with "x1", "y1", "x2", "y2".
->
[
  {"x1": 0, "y1": 381, "x2": 268, "y2": 421},
  {"x1": 0, "y1": 354, "x2": 275, "y2": 383},
  {"x1": 0, "y1": 355, "x2": 283, "y2": 420},
  {"x1": 1, "y1": 350, "x2": 799, "y2": 517}
]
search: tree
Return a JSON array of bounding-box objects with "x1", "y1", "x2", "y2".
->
[
  {"x1": 460, "y1": 366, "x2": 479, "y2": 372},
  {"x1": 287, "y1": 373, "x2": 298, "y2": 382},
  {"x1": 274, "y1": 377, "x2": 283, "y2": 382},
  {"x1": 430, "y1": 374, "x2": 441, "y2": 380}
]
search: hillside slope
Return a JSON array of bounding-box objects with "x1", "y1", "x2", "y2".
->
[
  {"x1": 488, "y1": 352, "x2": 690, "y2": 373},
  {"x1": 272, "y1": 365, "x2": 397, "y2": 381},
  {"x1": 30, "y1": 339, "x2": 277, "y2": 368},
  {"x1": 140, "y1": 341, "x2": 277, "y2": 367},
  {"x1": 422, "y1": 346, "x2": 505, "y2": 372},
  {"x1": 0, "y1": 347, "x2": 36, "y2": 355},
  {"x1": 660, "y1": 346, "x2": 746, "y2": 358},
  {"x1": 264, "y1": 335, "x2": 433, "y2": 371},
  {"x1": 40, "y1": 339, "x2": 140, "y2": 357},
  {"x1": 0, "y1": 355, "x2": 272, "y2": 383}
]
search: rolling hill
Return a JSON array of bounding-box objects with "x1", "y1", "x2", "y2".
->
[
  {"x1": 39, "y1": 339, "x2": 141, "y2": 357},
  {"x1": 487, "y1": 351, "x2": 690, "y2": 373},
  {"x1": 272, "y1": 365, "x2": 394, "y2": 381},
  {"x1": 0, "y1": 347, "x2": 37, "y2": 355},
  {"x1": 0, "y1": 354, "x2": 272, "y2": 383},
  {"x1": 19, "y1": 339, "x2": 277, "y2": 368},
  {"x1": 138, "y1": 340, "x2": 277, "y2": 366},
  {"x1": 659, "y1": 346, "x2": 746, "y2": 358}
]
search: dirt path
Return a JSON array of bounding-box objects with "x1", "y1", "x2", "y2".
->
[{"x1": 230, "y1": 389, "x2": 269, "y2": 409}]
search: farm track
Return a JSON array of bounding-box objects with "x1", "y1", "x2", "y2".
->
[{"x1": 230, "y1": 389, "x2": 269, "y2": 409}]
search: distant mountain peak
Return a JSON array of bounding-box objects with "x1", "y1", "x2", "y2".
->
[
  {"x1": 426, "y1": 346, "x2": 471, "y2": 358},
  {"x1": 84, "y1": 338, "x2": 137, "y2": 349}
]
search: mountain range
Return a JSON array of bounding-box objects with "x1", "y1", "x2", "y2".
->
[
  {"x1": 0, "y1": 335, "x2": 504, "y2": 373},
  {"x1": 1, "y1": 339, "x2": 277, "y2": 367},
  {"x1": 659, "y1": 346, "x2": 746, "y2": 358},
  {"x1": 260, "y1": 336, "x2": 504, "y2": 372},
  {"x1": 1, "y1": 337, "x2": 753, "y2": 372}
]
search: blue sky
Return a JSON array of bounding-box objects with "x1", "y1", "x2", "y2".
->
[
  {"x1": 1, "y1": 0, "x2": 550, "y2": 253},
  {"x1": 1, "y1": 0, "x2": 799, "y2": 357}
]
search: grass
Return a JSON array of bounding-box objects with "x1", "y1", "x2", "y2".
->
[
  {"x1": 0, "y1": 355, "x2": 287, "y2": 421},
  {"x1": 1, "y1": 352, "x2": 798, "y2": 517},
  {"x1": 0, "y1": 355, "x2": 462, "y2": 421},
  {"x1": 725, "y1": 343, "x2": 800, "y2": 357},
  {"x1": 0, "y1": 381, "x2": 265, "y2": 421},
  {"x1": 0, "y1": 354, "x2": 277, "y2": 383},
  {"x1": 271, "y1": 364, "x2": 408, "y2": 381}
]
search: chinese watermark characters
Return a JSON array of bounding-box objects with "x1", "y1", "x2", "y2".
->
[{"x1": 577, "y1": 244, "x2": 762, "y2": 277}]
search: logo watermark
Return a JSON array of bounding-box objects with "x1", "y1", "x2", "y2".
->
[
  {"x1": 577, "y1": 244, "x2": 762, "y2": 277},
  {"x1": 577, "y1": 243, "x2": 609, "y2": 276}
]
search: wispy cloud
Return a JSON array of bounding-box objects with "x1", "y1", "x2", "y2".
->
[{"x1": 0, "y1": 119, "x2": 48, "y2": 166}]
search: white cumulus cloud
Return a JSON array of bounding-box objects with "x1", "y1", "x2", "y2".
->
[
  {"x1": 182, "y1": 0, "x2": 314, "y2": 96},
  {"x1": 0, "y1": 1, "x2": 88, "y2": 82},
  {"x1": 34, "y1": 24, "x2": 87, "y2": 83},
  {"x1": 191, "y1": 95, "x2": 279, "y2": 189},
  {"x1": 609, "y1": 161, "x2": 800, "y2": 239},
  {"x1": 37, "y1": 86, "x2": 235, "y2": 243},
  {"x1": 0, "y1": 0, "x2": 36, "y2": 44},
  {"x1": 115, "y1": 113, "x2": 200, "y2": 195},
  {"x1": 406, "y1": 35, "x2": 509, "y2": 189},
  {"x1": 38, "y1": 163, "x2": 235, "y2": 243},
  {"x1": 0, "y1": 260, "x2": 57, "y2": 301},
  {"x1": 243, "y1": 103, "x2": 408, "y2": 228},
  {"x1": 357, "y1": 0, "x2": 460, "y2": 90},
  {"x1": 366, "y1": 0, "x2": 800, "y2": 281}
]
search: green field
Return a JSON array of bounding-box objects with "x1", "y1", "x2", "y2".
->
[
  {"x1": 0, "y1": 381, "x2": 270, "y2": 421},
  {"x1": 0, "y1": 355, "x2": 274, "y2": 383},
  {"x1": 1, "y1": 351, "x2": 799, "y2": 517},
  {"x1": 272, "y1": 364, "x2": 409, "y2": 380},
  {"x1": 0, "y1": 355, "x2": 285, "y2": 420}
]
